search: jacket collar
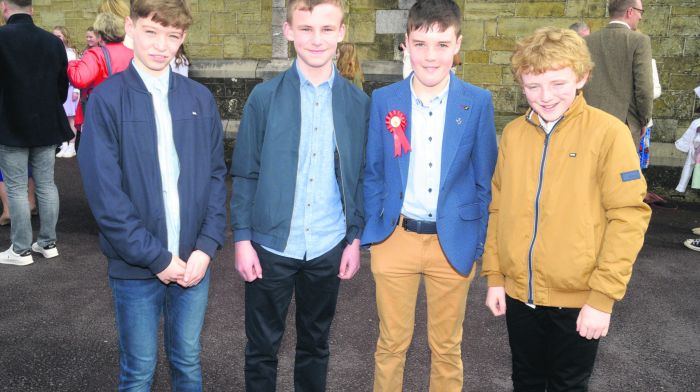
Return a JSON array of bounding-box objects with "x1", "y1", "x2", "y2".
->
[
  {"x1": 123, "y1": 61, "x2": 180, "y2": 94},
  {"x1": 6, "y1": 13, "x2": 33, "y2": 25}
]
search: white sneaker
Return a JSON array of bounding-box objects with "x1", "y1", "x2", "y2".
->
[
  {"x1": 0, "y1": 245, "x2": 34, "y2": 266},
  {"x1": 56, "y1": 142, "x2": 68, "y2": 158},
  {"x1": 62, "y1": 144, "x2": 76, "y2": 158},
  {"x1": 692, "y1": 227, "x2": 700, "y2": 236},
  {"x1": 31, "y1": 242, "x2": 59, "y2": 259},
  {"x1": 684, "y1": 238, "x2": 700, "y2": 252}
]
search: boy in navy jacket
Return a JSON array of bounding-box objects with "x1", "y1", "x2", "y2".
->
[{"x1": 78, "y1": 0, "x2": 226, "y2": 389}]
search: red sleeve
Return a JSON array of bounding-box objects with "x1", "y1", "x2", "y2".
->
[{"x1": 67, "y1": 48, "x2": 106, "y2": 89}]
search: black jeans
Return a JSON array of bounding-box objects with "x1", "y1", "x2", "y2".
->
[
  {"x1": 506, "y1": 295, "x2": 600, "y2": 392},
  {"x1": 244, "y1": 242, "x2": 344, "y2": 392}
]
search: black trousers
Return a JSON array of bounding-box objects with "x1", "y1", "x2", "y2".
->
[
  {"x1": 506, "y1": 295, "x2": 600, "y2": 392},
  {"x1": 244, "y1": 242, "x2": 344, "y2": 392}
]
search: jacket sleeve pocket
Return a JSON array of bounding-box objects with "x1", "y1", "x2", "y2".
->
[{"x1": 459, "y1": 202, "x2": 481, "y2": 221}]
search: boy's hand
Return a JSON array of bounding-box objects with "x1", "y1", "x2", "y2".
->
[
  {"x1": 485, "y1": 286, "x2": 507, "y2": 316},
  {"x1": 235, "y1": 240, "x2": 263, "y2": 282},
  {"x1": 576, "y1": 304, "x2": 611, "y2": 340},
  {"x1": 178, "y1": 250, "x2": 210, "y2": 287},
  {"x1": 156, "y1": 256, "x2": 186, "y2": 285},
  {"x1": 338, "y1": 239, "x2": 361, "y2": 280}
]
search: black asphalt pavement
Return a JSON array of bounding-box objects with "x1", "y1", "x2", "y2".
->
[{"x1": 1, "y1": 158, "x2": 699, "y2": 391}]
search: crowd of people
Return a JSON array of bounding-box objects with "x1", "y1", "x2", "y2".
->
[{"x1": 0, "y1": 0, "x2": 698, "y2": 391}]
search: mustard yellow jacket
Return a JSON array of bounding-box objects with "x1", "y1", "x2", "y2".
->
[{"x1": 481, "y1": 94, "x2": 651, "y2": 313}]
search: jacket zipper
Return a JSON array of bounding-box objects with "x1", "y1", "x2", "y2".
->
[
  {"x1": 526, "y1": 120, "x2": 561, "y2": 305},
  {"x1": 334, "y1": 133, "x2": 348, "y2": 230}
]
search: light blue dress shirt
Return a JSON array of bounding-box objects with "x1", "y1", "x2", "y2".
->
[
  {"x1": 264, "y1": 63, "x2": 346, "y2": 260},
  {"x1": 402, "y1": 74, "x2": 450, "y2": 222},
  {"x1": 133, "y1": 61, "x2": 181, "y2": 257}
]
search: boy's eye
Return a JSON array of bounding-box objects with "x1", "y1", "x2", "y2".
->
[{"x1": 439, "y1": 43, "x2": 449, "y2": 48}]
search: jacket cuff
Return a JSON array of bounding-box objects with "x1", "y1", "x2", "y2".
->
[
  {"x1": 487, "y1": 274, "x2": 505, "y2": 287},
  {"x1": 195, "y1": 235, "x2": 219, "y2": 261},
  {"x1": 147, "y1": 249, "x2": 172, "y2": 275},
  {"x1": 586, "y1": 290, "x2": 615, "y2": 313},
  {"x1": 233, "y1": 229, "x2": 252, "y2": 242}
]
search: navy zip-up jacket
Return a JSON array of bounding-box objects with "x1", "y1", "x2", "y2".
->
[
  {"x1": 231, "y1": 64, "x2": 369, "y2": 251},
  {"x1": 78, "y1": 63, "x2": 227, "y2": 279}
]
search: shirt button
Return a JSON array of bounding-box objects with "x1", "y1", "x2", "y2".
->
[
  {"x1": 429, "y1": 162, "x2": 433, "y2": 168},
  {"x1": 429, "y1": 137, "x2": 432, "y2": 142},
  {"x1": 315, "y1": 102, "x2": 319, "y2": 106},
  {"x1": 429, "y1": 111, "x2": 433, "y2": 116},
  {"x1": 428, "y1": 213, "x2": 433, "y2": 218},
  {"x1": 314, "y1": 127, "x2": 318, "y2": 131},
  {"x1": 428, "y1": 188, "x2": 432, "y2": 193},
  {"x1": 310, "y1": 178, "x2": 314, "y2": 182}
]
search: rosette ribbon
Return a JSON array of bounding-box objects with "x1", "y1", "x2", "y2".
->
[{"x1": 385, "y1": 110, "x2": 411, "y2": 157}]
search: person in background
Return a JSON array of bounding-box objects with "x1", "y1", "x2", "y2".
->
[
  {"x1": 53, "y1": 26, "x2": 80, "y2": 158},
  {"x1": 84, "y1": 26, "x2": 102, "y2": 53},
  {"x1": 170, "y1": 44, "x2": 190, "y2": 77},
  {"x1": 98, "y1": 0, "x2": 132, "y2": 48},
  {"x1": 569, "y1": 21, "x2": 590, "y2": 37},
  {"x1": 67, "y1": 12, "x2": 133, "y2": 131},
  {"x1": 336, "y1": 42, "x2": 364, "y2": 90}
]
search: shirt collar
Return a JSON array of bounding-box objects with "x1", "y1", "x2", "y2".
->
[
  {"x1": 133, "y1": 59, "x2": 170, "y2": 94},
  {"x1": 609, "y1": 20, "x2": 631, "y2": 29},
  {"x1": 409, "y1": 73, "x2": 450, "y2": 107},
  {"x1": 295, "y1": 60, "x2": 335, "y2": 89}
]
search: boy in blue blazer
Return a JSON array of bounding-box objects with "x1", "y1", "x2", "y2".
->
[{"x1": 361, "y1": 0, "x2": 497, "y2": 390}]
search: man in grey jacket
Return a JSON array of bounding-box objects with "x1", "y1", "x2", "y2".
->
[{"x1": 583, "y1": 0, "x2": 653, "y2": 148}]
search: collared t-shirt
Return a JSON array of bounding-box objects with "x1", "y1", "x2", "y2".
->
[{"x1": 133, "y1": 61, "x2": 181, "y2": 257}]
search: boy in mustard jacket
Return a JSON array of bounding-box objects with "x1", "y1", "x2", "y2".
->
[{"x1": 482, "y1": 27, "x2": 651, "y2": 391}]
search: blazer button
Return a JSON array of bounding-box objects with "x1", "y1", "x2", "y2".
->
[{"x1": 399, "y1": 192, "x2": 403, "y2": 200}]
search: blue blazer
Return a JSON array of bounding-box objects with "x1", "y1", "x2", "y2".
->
[{"x1": 361, "y1": 75, "x2": 497, "y2": 275}]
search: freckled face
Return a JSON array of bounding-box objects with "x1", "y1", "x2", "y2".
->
[{"x1": 520, "y1": 67, "x2": 587, "y2": 122}]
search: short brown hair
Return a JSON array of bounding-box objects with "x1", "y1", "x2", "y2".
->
[
  {"x1": 286, "y1": 0, "x2": 345, "y2": 24},
  {"x1": 510, "y1": 27, "x2": 593, "y2": 83},
  {"x1": 406, "y1": 0, "x2": 462, "y2": 37},
  {"x1": 130, "y1": 0, "x2": 193, "y2": 31},
  {"x1": 5, "y1": 0, "x2": 32, "y2": 8},
  {"x1": 608, "y1": 0, "x2": 638, "y2": 18}
]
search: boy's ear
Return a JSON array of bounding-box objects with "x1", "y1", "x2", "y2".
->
[
  {"x1": 454, "y1": 34, "x2": 463, "y2": 54},
  {"x1": 576, "y1": 72, "x2": 590, "y2": 89},
  {"x1": 337, "y1": 23, "x2": 346, "y2": 42},
  {"x1": 124, "y1": 16, "x2": 134, "y2": 36},
  {"x1": 282, "y1": 21, "x2": 294, "y2": 42}
]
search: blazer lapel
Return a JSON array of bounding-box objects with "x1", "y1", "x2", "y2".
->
[
  {"x1": 388, "y1": 78, "x2": 413, "y2": 190},
  {"x1": 440, "y1": 76, "x2": 471, "y2": 187}
]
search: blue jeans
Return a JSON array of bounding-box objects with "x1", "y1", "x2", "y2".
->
[
  {"x1": 109, "y1": 272, "x2": 210, "y2": 392},
  {"x1": 0, "y1": 144, "x2": 59, "y2": 252}
]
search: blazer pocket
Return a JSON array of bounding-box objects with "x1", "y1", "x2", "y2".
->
[{"x1": 458, "y1": 202, "x2": 481, "y2": 221}]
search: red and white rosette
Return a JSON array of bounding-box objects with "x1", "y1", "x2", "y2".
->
[{"x1": 385, "y1": 110, "x2": 411, "y2": 157}]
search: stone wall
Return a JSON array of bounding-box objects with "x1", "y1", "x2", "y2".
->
[{"x1": 30, "y1": 0, "x2": 700, "y2": 165}]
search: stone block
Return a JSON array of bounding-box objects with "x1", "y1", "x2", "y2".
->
[
  {"x1": 669, "y1": 74, "x2": 700, "y2": 91},
  {"x1": 463, "y1": 3, "x2": 515, "y2": 19},
  {"x1": 375, "y1": 10, "x2": 408, "y2": 34},
  {"x1": 226, "y1": 0, "x2": 261, "y2": 12},
  {"x1": 672, "y1": 6, "x2": 700, "y2": 16},
  {"x1": 187, "y1": 12, "x2": 211, "y2": 44},
  {"x1": 38, "y1": 12, "x2": 66, "y2": 28},
  {"x1": 484, "y1": 20, "x2": 497, "y2": 36},
  {"x1": 348, "y1": 12, "x2": 376, "y2": 43},
  {"x1": 585, "y1": 2, "x2": 607, "y2": 18},
  {"x1": 210, "y1": 12, "x2": 236, "y2": 35},
  {"x1": 461, "y1": 21, "x2": 484, "y2": 50},
  {"x1": 463, "y1": 64, "x2": 502, "y2": 85},
  {"x1": 486, "y1": 36, "x2": 516, "y2": 51},
  {"x1": 224, "y1": 36, "x2": 246, "y2": 58},
  {"x1": 669, "y1": 16, "x2": 700, "y2": 36},
  {"x1": 516, "y1": 3, "x2": 565, "y2": 17},
  {"x1": 463, "y1": 50, "x2": 489, "y2": 64},
  {"x1": 651, "y1": 37, "x2": 684, "y2": 57},
  {"x1": 248, "y1": 44, "x2": 272, "y2": 59},
  {"x1": 565, "y1": 0, "x2": 587, "y2": 18},
  {"x1": 188, "y1": 44, "x2": 223, "y2": 59},
  {"x1": 490, "y1": 51, "x2": 512, "y2": 65},
  {"x1": 651, "y1": 118, "x2": 680, "y2": 143},
  {"x1": 490, "y1": 86, "x2": 519, "y2": 113},
  {"x1": 640, "y1": 7, "x2": 670, "y2": 36},
  {"x1": 653, "y1": 91, "x2": 695, "y2": 119},
  {"x1": 495, "y1": 114, "x2": 520, "y2": 134},
  {"x1": 498, "y1": 18, "x2": 574, "y2": 37},
  {"x1": 350, "y1": 0, "x2": 397, "y2": 11},
  {"x1": 200, "y1": 0, "x2": 225, "y2": 12},
  {"x1": 684, "y1": 37, "x2": 700, "y2": 56}
]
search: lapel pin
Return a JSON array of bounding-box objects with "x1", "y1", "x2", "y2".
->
[
  {"x1": 456, "y1": 118, "x2": 463, "y2": 125},
  {"x1": 192, "y1": 111, "x2": 198, "y2": 116},
  {"x1": 463, "y1": 105, "x2": 470, "y2": 111}
]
